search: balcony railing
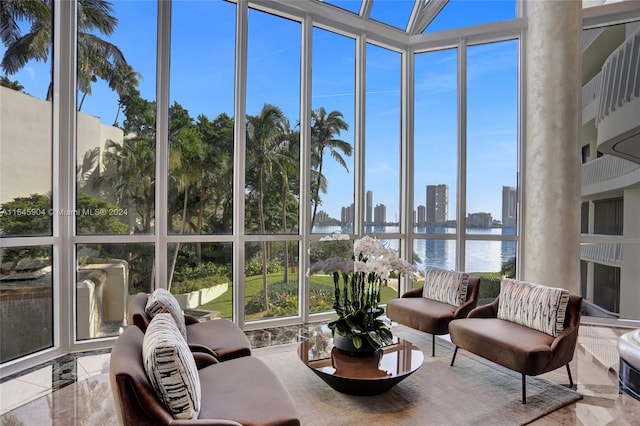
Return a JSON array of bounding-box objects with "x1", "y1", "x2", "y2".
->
[
  {"x1": 580, "y1": 239, "x2": 623, "y2": 267},
  {"x1": 582, "y1": 71, "x2": 602, "y2": 106},
  {"x1": 581, "y1": 155, "x2": 640, "y2": 187},
  {"x1": 596, "y1": 28, "x2": 640, "y2": 125}
]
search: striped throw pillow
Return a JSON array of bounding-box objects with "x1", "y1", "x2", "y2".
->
[
  {"x1": 142, "y1": 313, "x2": 201, "y2": 420},
  {"x1": 422, "y1": 268, "x2": 469, "y2": 307},
  {"x1": 497, "y1": 278, "x2": 570, "y2": 337},
  {"x1": 145, "y1": 288, "x2": 188, "y2": 338}
]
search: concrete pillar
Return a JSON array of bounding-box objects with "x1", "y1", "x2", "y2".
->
[
  {"x1": 620, "y1": 188, "x2": 640, "y2": 318},
  {"x1": 523, "y1": 0, "x2": 582, "y2": 293}
]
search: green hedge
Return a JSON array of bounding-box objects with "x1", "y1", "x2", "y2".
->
[{"x1": 245, "y1": 281, "x2": 334, "y2": 317}]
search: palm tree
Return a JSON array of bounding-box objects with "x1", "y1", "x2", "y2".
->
[
  {"x1": 246, "y1": 104, "x2": 288, "y2": 311},
  {"x1": 97, "y1": 136, "x2": 155, "y2": 233},
  {"x1": 310, "y1": 107, "x2": 351, "y2": 230},
  {"x1": 1, "y1": 0, "x2": 138, "y2": 106}
]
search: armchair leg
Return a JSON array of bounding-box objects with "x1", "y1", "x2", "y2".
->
[
  {"x1": 522, "y1": 373, "x2": 527, "y2": 404},
  {"x1": 432, "y1": 334, "x2": 435, "y2": 357},
  {"x1": 450, "y1": 346, "x2": 459, "y2": 366},
  {"x1": 566, "y1": 364, "x2": 574, "y2": 388}
]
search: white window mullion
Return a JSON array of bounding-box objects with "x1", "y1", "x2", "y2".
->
[
  {"x1": 400, "y1": 47, "x2": 415, "y2": 294},
  {"x1": 57, "y1": 0, "x2": 77, "y2": 350},
  {"x1": 234, "y1": 0, "x2": 248, "y2": 328},
  {"x1": 456, "y1": 39, "x2": 467, "y2": 272},
  {"x1": 300, "y1": 15, "x2": 313, "y2": 322},
  {"x1": 154, "y1": 0, "x2": 172, "y2": 291},
  {"x1": 354, "y1": 33, "x2": 367, "y2": 238}
]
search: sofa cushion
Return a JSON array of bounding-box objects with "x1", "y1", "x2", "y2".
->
[
  {"x1": 497, "y1": 278, "x2": 569, "y2": 337},
  {"x1": 142, "y1": 313, "x2": 201, "y2": 420},
  {"x1": 145, "y1": 288, "x2": 187, "y2": 338},
  {"x1": 422, "y1": 268, "x2": 469, "y2": 307}
]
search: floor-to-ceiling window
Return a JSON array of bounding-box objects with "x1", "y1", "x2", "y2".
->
[
  {"x1": 0, "y1": 1, "x2": 55, "y2": 362},
  {"x1": 245, "y1": 8, "x2": 302, "y2": 322},
  {"x1": 413, "y1": 47, "x2": 459, "y2": 288},
  {"x1": 75, "y1": 0, "x2": 158, "y2": 340},
  {"x1": 167, "y1": 0, "x2": 236, "y2": 320},
  {"x1": 465, "y1": 40, "x2": 519, "y2": 294}
]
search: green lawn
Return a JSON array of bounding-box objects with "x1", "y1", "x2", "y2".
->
[{"x1": 199, "y1": 272, "x2": 401, "y2": 319}]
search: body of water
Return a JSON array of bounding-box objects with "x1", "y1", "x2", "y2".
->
[{"x1": 312, "y1": 225, "x2": 516, "y2": 273}]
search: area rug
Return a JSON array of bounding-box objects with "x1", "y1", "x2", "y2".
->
[{"x1": 253, "y1": 325, "x2": 582, "y2": 426}]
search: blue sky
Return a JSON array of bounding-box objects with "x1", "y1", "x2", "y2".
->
[{"x1": 2, "y1": 0, "x2": 517, "y2": 223}]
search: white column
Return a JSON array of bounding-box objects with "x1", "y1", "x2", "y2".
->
[
  {"x1": 620, "y1": 188, "x2": 640, "y2": 318},
  {"x1": 523, "y1": 0, "x2": 582, "y2": 293}
]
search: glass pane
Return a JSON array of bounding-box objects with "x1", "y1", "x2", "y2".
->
[
  {"x1": 465, "y1": 239, "x2": 516, "y2": 303},
  {"x1": 76, "y1": 243, "x2": 154, "y2": 340},
  {"x1": 168, "y1": 242, "x2": 233, "y2": 320},
  {"x1": 365, "y1": 44, "x2": 401, "y2": 233},
  {"x1": 169, "y1": 0, "x2": 235, "y2": 235},
  {"x1": 0, "y1": 2, "x2": 53, "y2": 237},
  {"x1": 0, "y1": 246, "x2": 53, "y2": 362},
  {"x1": 245, "y1": 10, "x2": 300, "y2": 235},
  {"x1": 369, "y1": 0, "x2": 413, "y2": 31},
  {"x1": 311, "y1": 27, "x2": 355, "y2": 234},
  {"x1": 414, "y1": 48, "x2": 458, "y2": 233},
  {"x1": 412, "y1": 238, "x2": 457, "y2": 289},
  {"x1": 245, "y1": 241, "x2": 299, "y2": 321},
  {"x1": 424, "y1": 0, "x2": 516, "y2": 34},
  {"x1": 308, "y1": 238, "x2": 353, "y2": 314},
  {"x1": 466, "y1": 40, "x2": 518, "y2": 234},
  {"x1": 76, "y1": 0, "x2": 157, "y2": 235}
]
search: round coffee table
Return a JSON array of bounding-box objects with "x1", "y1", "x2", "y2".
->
[{"x1": 298, "y1": 332, "x2": 424, "y2": 395}]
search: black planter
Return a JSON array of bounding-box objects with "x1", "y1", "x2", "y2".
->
[{"x1": 333, "y1": 333, "x2": 377, "y2": 354}]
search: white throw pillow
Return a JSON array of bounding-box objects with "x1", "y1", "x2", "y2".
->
[
  {"x1": 142, "y1": 313, "x2": 201, "y2": 420},
  {"x1": 422, "y1": 268, "x2": 469, "y2": 307},
  {"x1": 145, "y1": 288, "x2": 187, "y2": 338},
  {"x1": 497, "y1": 278, "x2": 570, "y2": 337}
]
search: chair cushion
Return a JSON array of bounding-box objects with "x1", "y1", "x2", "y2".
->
[
  {"x1": 142, "y1": 313, "x2": 201, "y2": 420},
  {"x1": 145, "y1": 288, "x2": 187, "y2": 338},
  {"x1": 497, "y1": 278, "x2": 569, "y2": 337},
  {"x1": 422, "y1": 268, "x2": 469, "y2": 307}
]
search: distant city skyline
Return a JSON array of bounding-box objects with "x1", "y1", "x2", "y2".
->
[{"x1": 318, "y1": 184, "x2": 518, "y2": 227}]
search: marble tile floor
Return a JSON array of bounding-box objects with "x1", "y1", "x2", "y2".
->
[{"x1": 1, "y1": 322, "x2": 639, "y2": 425}]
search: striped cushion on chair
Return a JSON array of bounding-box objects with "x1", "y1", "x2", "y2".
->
[
  {"x1": 497, "y1": 278, "x2": 570, "y2": 337},
  {"x1": 422, "y1": 268, "x2": 469, "y2": 307},
  {"x1": 142, "y1": 313, "x2": 201, "y2": 420},
  {"x1": 145, "y1": 288, "x2": 188, "y2": 338}
]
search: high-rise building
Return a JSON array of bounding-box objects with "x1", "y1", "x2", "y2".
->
[
  {"x1": 426, "y1": 184, "x2": 448, "y2": 225},
  {"x1": 374, "y1": 204, "x2": 386, "y2": 225},
  {"x1": 416, "y1": 205, "x2": 426, "y2": 225},
  {"x1": 366, "y1": 190, "x2": 373, "y2": 225},
  {"x1": 341, "y1": 203, "x2": 354, "y2": 225},
  {"x1": 502, "y1": 186, "x2": 517, "y2": 227},
  {"x1": 467, "y1": 212, "x2": 493, "y2": 228}
]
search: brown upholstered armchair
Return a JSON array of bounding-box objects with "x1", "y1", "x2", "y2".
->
[
  {"x1": 448, "y1": 294, "x2": 582, "y2": 403},
  {"x1": 127, "y1": 292, "x2": 251, "y2": 361},
  {"x1": 386, "y1": 276, "x2": 481, "y2": 356},
  {"x1": 110, "y1": 326, "x2": 300, "y2": 426}
]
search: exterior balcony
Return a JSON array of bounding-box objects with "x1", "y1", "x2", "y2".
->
[
  {"x1": 581, "y1": 155, "x2": 640, "y2": 198},
  {"x1": 595, "y1": 27, "x2": 640, "y2": 163}
]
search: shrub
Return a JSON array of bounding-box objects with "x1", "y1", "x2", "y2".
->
[
  {"x1": 170, "y1": 262, "x2": 231, "y2": 295},
  {"x1": 245, "y1": 281, "x2": 334, "y2": 316},
  {"x1": 244, "y1": 261, "x2": 282, "y2": 276}
]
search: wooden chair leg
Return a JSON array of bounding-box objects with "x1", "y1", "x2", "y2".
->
[
  {"x1": 566, "y1": 364, "x2": 574, "y2": 388},
  {"x1": 450, "y1": 346, "x2": 459, "y2": 366},
  {"x1": 522, "y1": 373, "x2": 527, "y2": 404},
  {"x1": 432, "y1": 334, "x2": 435, "y2": 357}
]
